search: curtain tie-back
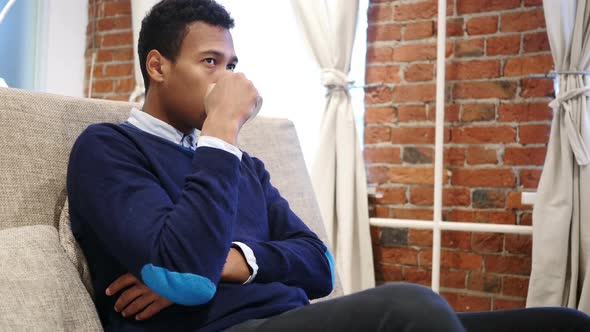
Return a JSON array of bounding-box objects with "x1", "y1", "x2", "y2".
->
[
  {"x1": 321, "y1": 68, "x2": 353, "y2": 93},
  {"x1": 549, "y1": 85, "x2": 590, "y2": 166}
]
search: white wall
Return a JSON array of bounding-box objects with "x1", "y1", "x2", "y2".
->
[{"x1": 39, "y1": 0, "x2": 88, "y2": 97}]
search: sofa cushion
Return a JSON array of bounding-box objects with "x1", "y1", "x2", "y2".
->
[
  {"x1": 0, "y1": 225, "x2": 102, "y2": 331},
  {"x1": 58, "y1": 200, "x2": 94, "y2": 297}
]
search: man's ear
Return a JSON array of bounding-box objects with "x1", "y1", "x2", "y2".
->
[{"x1": 146, "y1": 50, "x2": 169, "y2": 85}]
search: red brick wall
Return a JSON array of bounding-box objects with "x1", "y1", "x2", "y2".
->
[
  {"x1": 85, "y1": 0, "x2": 135, "y2": 100},
  {"x1": 365, "y1": 0, "x2": 552, "y2": 311}
]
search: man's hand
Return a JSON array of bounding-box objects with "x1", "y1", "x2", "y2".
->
[
  {"x1": 201, "y1": 72, "x2": 259, "y2": 145},
  {"x1": 221, "y1": 247, "x2": 251, "y2": 283},
  {"x1": 106, "y1": 273, "x2": 173, "y2": 321}
]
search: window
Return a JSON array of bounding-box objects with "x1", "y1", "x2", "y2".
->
[
  {"x1": 0, "y1": 0, "x2": 87, "y2": 97},
  {"x1": 216, "y1": 0, "x2": 368, "y2": 169},
  {"x1": 0, "y1": 0, "x2": 43, "y2": 90}
]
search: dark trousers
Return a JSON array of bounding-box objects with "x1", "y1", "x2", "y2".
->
[{"x1": 224, "y1": 284, "x2": 590, "y2": 332}]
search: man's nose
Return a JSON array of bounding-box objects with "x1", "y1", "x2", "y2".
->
[{"x1": 212, "y1": 69, "x2": 232, "y2": 84}]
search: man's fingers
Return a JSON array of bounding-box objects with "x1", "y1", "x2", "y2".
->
[
  {"x1": 121, "y1": 293, "x2": 155, "y2": 318},
  {"x1": 107, "y1": 272, "x2": 174, "y2": 320},
  {"x1": 114, "y1": 285, "x2": 144, "y2": 313},
  {"x1": 135, "y1": 298, "x2": 174, "y2": 321},
  {"x1": 106, "y1": 273, "x2": 138, "y2": 296}
]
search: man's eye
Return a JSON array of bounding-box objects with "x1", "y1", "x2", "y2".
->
[
  {"x1": 204, "y1": 58, "x2": 216, "y2": 65},
  {"x1": 227, "y1": 63, "x2": 236, "y2": 71}
]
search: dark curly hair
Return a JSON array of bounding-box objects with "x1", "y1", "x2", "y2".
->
[{"x1": 138, "y1": 0, "x2": 234, "y2": 92}]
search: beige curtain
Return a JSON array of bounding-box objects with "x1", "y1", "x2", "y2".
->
[
  {"x1": 527, "y1": 0, "x2": 590, "y2": 314},
  {"x1": 291, "y1": 0, "x2": 375, "y2": 294}
]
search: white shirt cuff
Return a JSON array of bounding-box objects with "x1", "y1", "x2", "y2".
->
[
  {"x1": 232, "y1": 241, "x2": 258, "y2": 284},
  {"x1": 197, "y1": 136, "x2": 243, "y2": 161}
]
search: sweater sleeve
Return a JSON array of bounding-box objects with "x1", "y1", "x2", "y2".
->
[
  {"x1": 67, "y1": 125, "x2": 240, "y2": 306},
  {"x1": 238, "y1": 157, "x2": 335, "y2": 300}
]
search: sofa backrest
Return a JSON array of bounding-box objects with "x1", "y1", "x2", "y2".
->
[
  {"x1": 0, "y1": 88, "x2": 129, "y2": 230},
  {"x1": 0, "y1": 87, "x2": 342, "y2": 297}
]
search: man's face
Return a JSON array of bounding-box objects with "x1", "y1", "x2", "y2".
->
[{"x1": 160, "y1": 22, "x2": 237, "y2": 131}]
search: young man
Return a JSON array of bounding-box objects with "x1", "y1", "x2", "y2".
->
[{"x1": 67, "y1": 1, "x2": 590, "y2": 331}]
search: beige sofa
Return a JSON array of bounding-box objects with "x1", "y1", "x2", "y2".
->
[{"x1": 0, "y1": 87, "x2": 341, "y2": 331}]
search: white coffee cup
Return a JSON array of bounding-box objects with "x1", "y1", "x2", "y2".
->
[{"x1": 205, "y1": 83, "x2": 263, "y2": 123}]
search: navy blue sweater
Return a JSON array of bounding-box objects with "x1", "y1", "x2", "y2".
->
[{"x1": 67, "y1": 123, "x2": 335, "y2": 331}]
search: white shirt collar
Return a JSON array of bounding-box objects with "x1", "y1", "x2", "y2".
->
[{"x1": 126, "y1": 108, "x2": 199, "y2": 150}]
